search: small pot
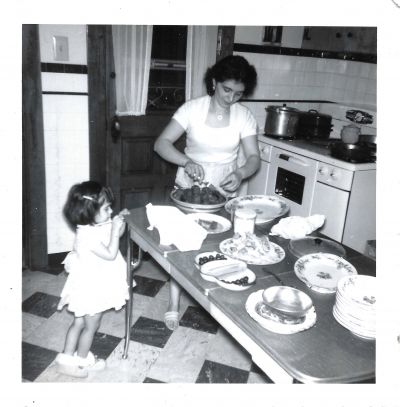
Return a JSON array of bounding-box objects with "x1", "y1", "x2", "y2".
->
[
  {"x1": 265, "y1": 105, "x2": 300, "y2": 139},
  {"x1": 341, "y1": 124, "x2": 361, "y2": 144},
  {"x1": 297, "y1": 109, "x2": 333, "y2": 139}
]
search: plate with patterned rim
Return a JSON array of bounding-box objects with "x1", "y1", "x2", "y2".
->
[
  {"x1": 225, "y1": 195, "x2": 289, "y2": 225},
  {"x1": 294, "y1": 253, "x2": 357, "y2": 294},
  {"x1": 219, "y1": 234, "x2": 285, "y2": 265}
]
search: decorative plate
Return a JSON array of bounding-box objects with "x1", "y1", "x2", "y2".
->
[
  {"x1": 336, "y1": 275, "x2": 376, "y2": 308},
  {"x1": 225, "y1": 195, "x2": 289, "y2": 224},
  {"x1": 294, "y1": 253, "x2": 357, "y2": 294},
  {"x1": 245, "y1": 290, "x2": 317, "y2": 334},
  {"x1": 219, "y1": 234, "x2": 285, "y2": 265},
  {"x1": 186, "y1": 213, "x2": 231, "y2": 234}
]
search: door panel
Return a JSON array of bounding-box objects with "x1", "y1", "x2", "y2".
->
[
  {"x1": 88, "y1": 25, "x2": 186, "y2": 214},
  {"x1": 118, "y1": 114, "x2": 181, "y2": 209}
]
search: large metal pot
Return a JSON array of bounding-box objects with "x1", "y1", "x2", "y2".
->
[
  {"x1": 264, "y1": 105, "x2": 300, "y2": 139},
  {"x1": 297, "y1": 109, "x2": 333, "y2": 139}
]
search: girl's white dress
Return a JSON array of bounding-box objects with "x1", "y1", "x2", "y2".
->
[{"x1": 58, "y1": 222, "x2": 132, "y2": 317}]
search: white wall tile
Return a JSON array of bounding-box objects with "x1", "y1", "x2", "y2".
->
[
  {"x1": 42, "y1": 72, "x2": 88, "y2": 93},
  {"x1": 43, "y1": 95, "x2": 89, "y2": 253}
]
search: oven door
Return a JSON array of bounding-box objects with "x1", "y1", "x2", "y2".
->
[{"x1": 266, "y1": 147, "x2": 318, "y2": 217}]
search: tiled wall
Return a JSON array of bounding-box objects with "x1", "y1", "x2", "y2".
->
[
  {"x1": 37, "y1": 25, "x2": 377, "y2": 254},
  {"x1": 236, "y1": 51, "x2": 377, "y2": 138},
  {"x1": 39, "y1": 25, "x2": 88, "y2": 254}
]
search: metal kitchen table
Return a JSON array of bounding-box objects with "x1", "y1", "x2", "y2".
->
[{"x1": 122, "y1": 207, "x2": 375, "y2": 383}]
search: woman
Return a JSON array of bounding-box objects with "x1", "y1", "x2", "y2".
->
[{"x1": 154, "y1": 55, "x2": 260, "y2": 330}]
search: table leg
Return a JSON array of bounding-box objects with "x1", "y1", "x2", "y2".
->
[{"x1": 122, "y1": 228, "x2": 142, "y2": 359}]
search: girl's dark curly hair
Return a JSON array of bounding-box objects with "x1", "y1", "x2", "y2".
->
[
  {"x1": 204, "y1": 55, "x2": 257, "y2": 97},
  {"x1": 63, "y1": 181, "x2": 114, "y2": 227}
]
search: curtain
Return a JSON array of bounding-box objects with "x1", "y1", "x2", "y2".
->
[
  {"x1": 185, "y1": 26, "x2": 218, "y2": 101},
  {"x1": 112, "y1": 25, "x2": 153, "y2": 116}
]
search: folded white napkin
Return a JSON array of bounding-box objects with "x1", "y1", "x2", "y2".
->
[
  {"x1": 270, "y1": 214, "x2": 325, "y2": 239},
  {"x1": 146, "y1": 203, "x2": 207, "y2": 251}
]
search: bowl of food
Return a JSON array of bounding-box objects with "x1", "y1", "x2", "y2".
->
[
  {"x1": 170, "y1": 185, "x2": 227, "y2": 213},
  {"x1": 225, "y1": 195, "x2": 289, "y2": 228},
  {"x1": 261, "y1": 286, "x2": 313, "y2": 318}
]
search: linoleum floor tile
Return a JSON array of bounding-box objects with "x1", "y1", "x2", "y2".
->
[
  {"x1": 85, "y1": 340, "x2": 161, "y2": 383},
  {"x1": 140, "y1": 296, "x2": 170, "y2": 322},
  {"x1": 195, "y1": 360, "x2": 249, "y2": 383},
  {"x1": 134, "y1": 258, "x2": 170, "y2": 281},
  {"x1": 99, "y1": 306, "x2": 128, "y2": 338},
  {"x1": 22, "y1": 270, "x2": 66, "y2": 300},
  {"x1": 22, "y1": 342, "x2": 58, "y2": 381},
  {"x1": 22, "y1": 312, "x2": 46, "y2": 340},
  {"x1": 205, "y1": 327, "x2": 252, "y2": 371},
  {"x1": 22, "y1": 291, "x2": 60, "y2": 318},
  {"x1": 23, "y1": 308, "x2": 73, "y2": 353},
  {"x1": 147, "y1": 326, "x2": 215, "y2": 383},
  {"x1": 247, "y1": 371, "x2": 273, "y2": 384}
]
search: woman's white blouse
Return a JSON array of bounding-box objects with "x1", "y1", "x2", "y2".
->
[{"x1": 172, "y1": 95, "x2": 258, "y2": 164}]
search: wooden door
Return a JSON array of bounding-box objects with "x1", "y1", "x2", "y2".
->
[
  {"x1": 87, "y1": 25, "x2": 179, "y2": 213},
  {"x1": 216, "y1": 26, "x2": 235, "y2": 61},
  {"x1": 22, "y1": 24, "x2": 48, "y2": 269}
]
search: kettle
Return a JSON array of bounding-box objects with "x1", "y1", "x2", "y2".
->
[{"x1": 341, "y1": 124, "x2": 361, "y2": 144}]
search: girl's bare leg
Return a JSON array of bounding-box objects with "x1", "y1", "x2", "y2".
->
[
  {"x1": 76, "y1": 313, "x2": 103, "y2": 358},
  {"x1": 63, "y1": 317, "x2": 85, "y2": 355}
]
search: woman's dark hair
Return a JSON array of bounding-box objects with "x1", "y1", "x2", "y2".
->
[
  {"x1": 63, "y1": 181, "x2": 114, "y2": 227},
  {"x1": 204, "y1": 55, "x2": 257, "y2": 97}
]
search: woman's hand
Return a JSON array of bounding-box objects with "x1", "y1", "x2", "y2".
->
[
  {"x1": 219, "y1": 170, "x2": 243, "y2": 192},
  {"x1": 184, "y1": 160, "x2": 205, "y2": 182}
]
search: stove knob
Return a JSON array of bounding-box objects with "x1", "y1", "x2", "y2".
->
[
  {"x1": 319, "y1": 166, "x2": 329, "y2": 176},
  {"x1": 330, "y1": 169, "x2": 340, "y2": 180}
]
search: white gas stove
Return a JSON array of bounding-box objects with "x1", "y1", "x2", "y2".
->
[{"x1": 247, "y1": 135, "x2": 376, "y2": 254}]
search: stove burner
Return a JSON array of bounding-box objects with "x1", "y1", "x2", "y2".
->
[{"x1": 330, "y1": 141, "x2": 376, "y2": 163}]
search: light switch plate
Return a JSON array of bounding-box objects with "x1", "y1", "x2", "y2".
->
[{"x1": 53, "y1": 36, "x2": 69, "y2": 61}]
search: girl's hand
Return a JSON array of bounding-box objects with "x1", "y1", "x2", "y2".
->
[
  {"x1": 119, "y1": 208, "x2": 130, "y2": 217},
  {"x1": 112, "y1": 214, "x2": 126, "y2": 235},
  {"x1": 184, "y1": 160, "x2": 205, "y2": 182},
  {"x1": 219, "y1": 171, "x2": 243, "y2": 192}
]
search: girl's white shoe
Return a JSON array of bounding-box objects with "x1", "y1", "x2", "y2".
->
[
  {"x1": 74, "y1": 351, "x2": 106, "y2": 371},
  {"x1": 55, "y1": 353, "x2": 88, "y2": 378}
]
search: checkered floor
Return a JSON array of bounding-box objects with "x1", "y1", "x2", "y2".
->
[{"x1": 22, "y1": 256, "x2": 273, "y2": 383}]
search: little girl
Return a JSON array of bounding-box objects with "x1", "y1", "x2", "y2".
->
[{"x1": 55, "y1": 181, "x2": 134, "y2": 378}]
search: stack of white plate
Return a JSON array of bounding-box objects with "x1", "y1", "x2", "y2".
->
[{"x1": 333, "y1": 275, "x2": 376, "y2": 340}]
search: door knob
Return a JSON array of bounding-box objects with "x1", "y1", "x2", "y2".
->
[{"x1": 111, "y1": 115, "x2": 121, "y2": 143}]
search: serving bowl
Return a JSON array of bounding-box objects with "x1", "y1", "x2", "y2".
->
[
  {"x1": 170, "y1": 189, "x2": 227, "y2": 214},
  {"x1": 225, "y1": 195, "x2": 289, "y2": 227},
  {"x1": 262, "y1": 286, "x2": 313, "y2": 318}
]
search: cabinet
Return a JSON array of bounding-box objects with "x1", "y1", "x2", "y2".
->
[{"x1": 302, "y1": 26, "x2": 377, "y2": 55}]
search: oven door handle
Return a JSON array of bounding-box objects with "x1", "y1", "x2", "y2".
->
[{"x1": 278, "y1": 153, "x2": 310, "y2": 167}]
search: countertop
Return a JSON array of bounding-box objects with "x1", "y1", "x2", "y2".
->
[{"x1": 258, "y1": 134, "x2": 377, "y2": 171}]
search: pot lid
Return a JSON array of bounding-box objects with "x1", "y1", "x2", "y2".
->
[
  {"x1": 266, "y1": 105, "x2": 300, "y2": 113},
  {"x1": 301, "y1": 109, "x2": 332, "y2": 119},
  {"x1": 288, "y1": 236, "x2": 346, "y2": 258}
]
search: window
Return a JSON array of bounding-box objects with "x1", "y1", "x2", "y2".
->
[{"x1": 147, "y1": 26, "x2": 188, "y2": 112}]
